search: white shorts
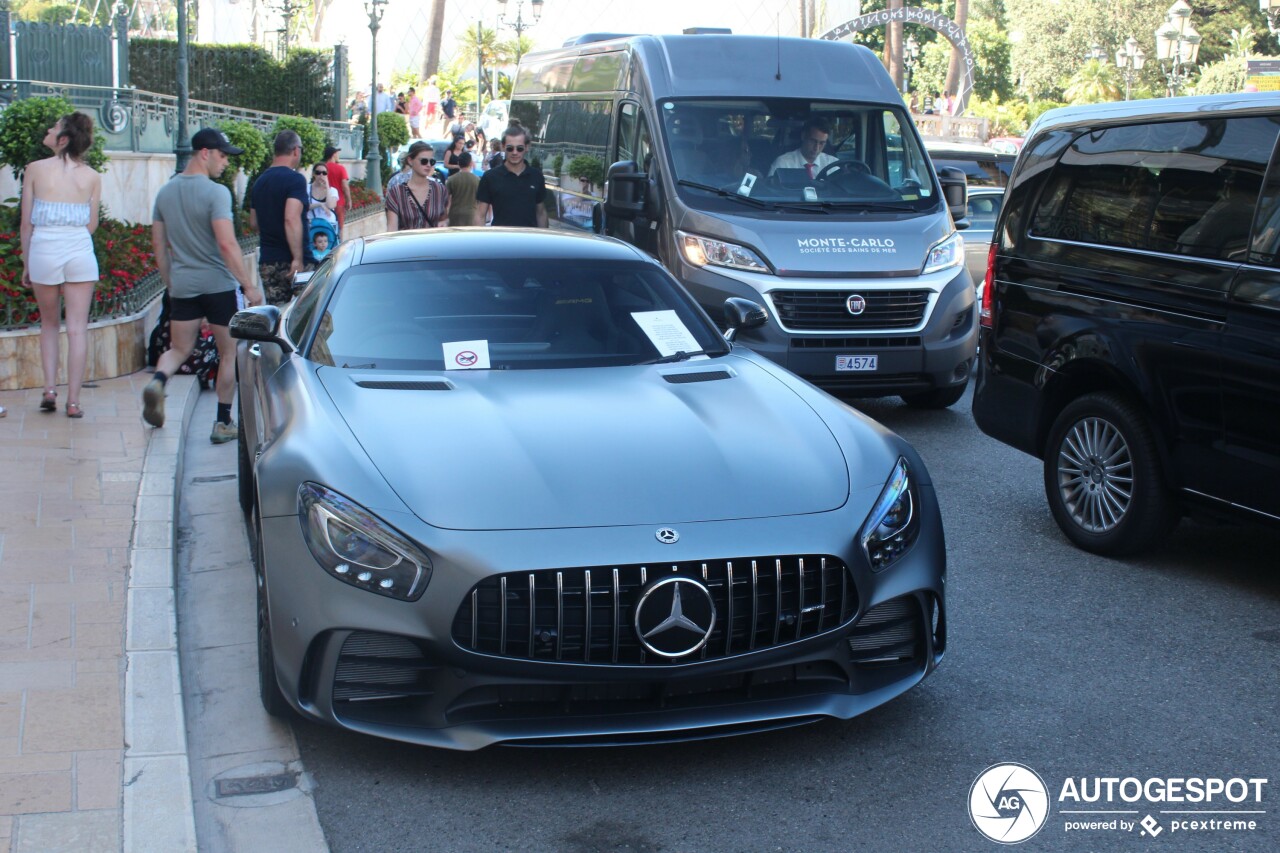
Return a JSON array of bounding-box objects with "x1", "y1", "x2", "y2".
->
[
  {"x1": 28, "y1": 226, "x2": 99, "y2": 285},
  {"x1": 410, "y1": 116, "x2": 421, "y2": 129}
]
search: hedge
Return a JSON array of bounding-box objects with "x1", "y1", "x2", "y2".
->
[{"x1": 131, "y1": 38, "x2": 336, "y2": 119}]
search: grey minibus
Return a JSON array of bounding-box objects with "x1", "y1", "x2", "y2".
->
[{"x1": 510, "y1": 32, "x2": 977, "y2": 407}]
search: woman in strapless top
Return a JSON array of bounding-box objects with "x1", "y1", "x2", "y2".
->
[{"x1": 20, "y1": 112, "x2": 101, "y2": 418}]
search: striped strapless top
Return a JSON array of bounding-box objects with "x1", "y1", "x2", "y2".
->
[{"x1": 31, "y1": 198, "x2": 91, "y2": 228}]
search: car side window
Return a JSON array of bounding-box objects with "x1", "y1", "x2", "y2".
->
[
  {"x1": 1247, "y1": 128, "x2": 1280, "y2": 270},
  {"x1": 288, "y1": 260, "x2": 333, "y2": 348},
  {"x1": 1029, "y1": 117, "x2": 1280, "y2": 262},
  {"x1": 616, "y1": 101, "x2": 638, "y2": 164}
]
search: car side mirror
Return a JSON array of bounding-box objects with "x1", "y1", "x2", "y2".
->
[
  {"x1": 936, "y1": 166, "x2": 970, "y2": 230},
  {"x1": 723, "y1": 297, "x2": 767, "y2": 342},
  {"x1": 229, "y1": 306, "x2": 293, "y2": 354},
  {"x1": 604, "y1": 159, "x2": 646, "y2": 220}
]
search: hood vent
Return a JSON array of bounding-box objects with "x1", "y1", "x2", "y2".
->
[
  {"x1": 663, "y1": 370, "x2": 732, "y2": 385},
  {"x1": 355, "y1": 380, "x2": 452, "y2": 391}
]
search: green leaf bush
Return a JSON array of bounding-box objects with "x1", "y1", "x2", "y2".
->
[
  {"x1": 267, "y1": 116, "x2": 326, "y2": 170},
  {"x1": 0, "y1": 96, "x2": 107, "y2": 178},
  {"x1": 213, "y1": 119, "x2": 270, "y2": 204}
]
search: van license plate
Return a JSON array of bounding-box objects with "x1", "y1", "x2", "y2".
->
[{"x1": 836, "y1": 355, "x2": 878, "y2": 372}]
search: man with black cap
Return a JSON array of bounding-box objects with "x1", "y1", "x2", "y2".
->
[{"x1": 143, "y1": 128, "x2": 264, "y2": 444}]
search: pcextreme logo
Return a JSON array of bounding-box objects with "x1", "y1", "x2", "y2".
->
[{"x1": 970, "y1": 765, "x2": 1269, "y2": 844}]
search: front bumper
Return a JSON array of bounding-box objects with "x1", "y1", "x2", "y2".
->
[
  {"x1": 259, "y1": 487, "x2": 946, "y2": 750},
  {"x1": 679, "y1": 265, "x2": 977, "y2": 398}
]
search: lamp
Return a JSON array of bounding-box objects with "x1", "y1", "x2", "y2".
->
[
  {"x1": 1115, "y1": 35, "x2": 1146, "y2": 101},
  {"x1": 1154, "y1": 1, "x2": 1199, "y2": 96},
  {"x1": 364, "y1": 0, "x2": 387, "y2": 195}
]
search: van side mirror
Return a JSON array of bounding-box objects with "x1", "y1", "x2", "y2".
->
[
  {"x1": 605, "y1": 160, "x2": 645, "y2": 220},
  {"x1": 936, "y1": 166, "x2": 970, "y2": 230},
  {"x1": 229, "y1": 306, "x2": 293, "y2": 354},
  {"x1": 723, "y1": 297, "x2": 767, "y2": 342}
]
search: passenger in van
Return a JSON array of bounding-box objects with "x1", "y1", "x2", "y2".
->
[{"x1": 768, "y1": 117, "x2": 837, "y2": 179}]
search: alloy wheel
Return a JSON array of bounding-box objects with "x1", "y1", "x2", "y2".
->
[{"x1": 1055, "y1": 416, "x2": 1134, "y2": 534}]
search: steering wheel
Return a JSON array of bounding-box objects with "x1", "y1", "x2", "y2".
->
[{"x1": 814, "y1": 158, "x2": 871, "y2": 181}]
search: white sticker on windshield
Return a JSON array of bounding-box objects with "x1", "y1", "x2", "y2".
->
[
  {"x1": 631, "y1": 310, "x2": 701, "y2": 357},
  {"x1": 442, "y1": 339, "x2": 491, "y2": 370}
]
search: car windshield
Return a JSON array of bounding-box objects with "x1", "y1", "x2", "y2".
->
[
  {"x1": 659, "y1": 97, "x2": 937, "y2": 212},
  {"x1": 309, "y1": 258, "x2": 728, "y2": 371}
]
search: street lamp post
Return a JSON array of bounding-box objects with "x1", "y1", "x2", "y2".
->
[
  {"x1": 1085, "y1": 44, "x2": 1107, "y2": 63},
  {"x1": 364, "y1": 0, "x2": 387, "y2": 196},
  {"x1": 902, "y1": 34, "x2": 920, "y2": 98},
  {"x1": 1115, "y1": 36, "x2": 1147, "y2": 101},
  {"x1": 497, "y1": 0, "x2": 543, "y2": 65},
  {"x1": 175, "y1": 0, "x2": 191, "y2": 172},
  {"x1": 1154, "y1": 0, "x2": 1201, "y2": 97}
]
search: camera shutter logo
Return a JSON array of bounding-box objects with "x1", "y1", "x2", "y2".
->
[{"x1": 968, "y1": 763, "x2": 1050, "y2": 844}]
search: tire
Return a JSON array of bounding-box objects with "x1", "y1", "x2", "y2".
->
[
  {"x1": 254, "y1": 506, "x2": 294, "y2": 718},
  {"x1": 1043, "y1": 392, "x2": 1178, "y2": 556},
  {"x1": 237, "y1": 414, "x2": 254, "y2": 515},
  {"x1": 901, "y1": 380, "x2": 967, "y2": 409}
]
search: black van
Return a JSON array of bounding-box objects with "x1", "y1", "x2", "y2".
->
[{"x1": 972, "y1": 94, "x2": 1280, "y2": 556}]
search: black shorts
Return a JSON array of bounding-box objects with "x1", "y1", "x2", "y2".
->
[{"x1": 170, "y1": 289, "x2": 238, "y2": 326}]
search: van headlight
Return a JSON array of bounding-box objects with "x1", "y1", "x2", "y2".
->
[
  {"x1": 859, "y1": 458, "x2": 920, "y2": 572},
  {"x1": 677, "y1": 231, "x2": 771, "y2": 273},
  {"x1": 298, "y1": 483, "x2": 432, "y2": 601},
  {"x1": 922, "y1": 232, "x2": 963, "y2": 275}
]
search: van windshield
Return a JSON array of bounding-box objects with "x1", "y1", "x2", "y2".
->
[{"x1": 659, "y1": 98, "x2": 937, "y2": 213}]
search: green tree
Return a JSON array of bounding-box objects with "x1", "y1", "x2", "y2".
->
[
  {"x1": 213, "y1": 120, "x2": 270, "y2": 206},
  {"x1": 1006, "y1": 0, "x2": 1168, "y2": 100},
  {"x1": 1063, "y1": 59, "x2": 1122, "y2": 104},
  {"x1": 0, "y1": 96, "x2": 107, "y2": 179},
  {"x1": 1193, "y1": 56, "x2": 1250, "y2": 95},
  {"x1": 267, "y1": 116, "x2": 326, "y2": 170},
  {"x1": 1194, "y1": 0, "x2": 1269, "y2": 66}
]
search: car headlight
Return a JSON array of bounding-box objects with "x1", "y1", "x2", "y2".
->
[
  {"x1": 677, "y1": 230, "x2": 771, "y2": 273},
  {"x1": 922, "y1": 231, "x2": 963, "y2": 275},
  {"x1": 859, "y1": 458, "x2": 920, "y2": 572},
  {"x1": 298, "y1": 483, "x2": 432, "y2": 601}
]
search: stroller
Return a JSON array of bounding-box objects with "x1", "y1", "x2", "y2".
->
[{"x1": 308, "y1": 217, "x2": 339, "y2": 262}]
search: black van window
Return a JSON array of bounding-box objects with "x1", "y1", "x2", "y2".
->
[
  {"x1": 1030, "y1": 117, "x2": 1279, "y2": 262},
  {"x1": 617, "y1": 102, "x2": 638, "y2": 164},
  {"x1": 533, "y1": 98, "x2": 613, "y2": 186},
  {"x1": 1247, "y1": 129, "x2": 1280, "y2": 268}
]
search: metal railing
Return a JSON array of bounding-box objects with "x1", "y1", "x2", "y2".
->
[{"x1": 0, "y1": 80, "x2": 364, "y2": 156}]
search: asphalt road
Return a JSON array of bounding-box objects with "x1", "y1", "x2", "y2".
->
[{"x1": 290, "y1": 387, "x2": 1280, "y2": 853}]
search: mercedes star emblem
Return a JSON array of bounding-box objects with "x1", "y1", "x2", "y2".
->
[
  {"x1": 846, "y1": 294, "x2": 867, "y2": 315},
  {"x1": 633, "y1": 576, "x2": 716, "y2": 658},
  {"x1": 655, "y1": 527, "x2": 679, "y2": 544}
]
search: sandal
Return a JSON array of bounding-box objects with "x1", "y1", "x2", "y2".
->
[
  {"x1": 40, "y1": 389, "x2": 56, "y2": 412},
  {"x1": 66, "y1": 402, "x2": 83, "y2": 419}
]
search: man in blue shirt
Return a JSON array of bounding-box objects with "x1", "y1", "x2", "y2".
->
[{"x1": 250, "y1": 130, "x2": 312, "y2": 305}]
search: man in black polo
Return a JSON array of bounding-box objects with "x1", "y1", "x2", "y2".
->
[{"x1": 474, "y1": 126, "x2": 548, "y2": 228}]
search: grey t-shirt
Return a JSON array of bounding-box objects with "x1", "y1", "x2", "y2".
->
[{"x1": 151, "y1": 175, "x2": 236, "y2": 298}]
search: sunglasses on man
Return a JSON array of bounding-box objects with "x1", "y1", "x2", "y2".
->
[{"x1": 505, "y1": 144, "x2": 526, "y2": 153}]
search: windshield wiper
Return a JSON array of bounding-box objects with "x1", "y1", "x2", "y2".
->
[
  {"x1": 795, "y1": 200, "x2": 920, "y2": 213},
  {"x1": 676, "y1": 180, "x2": 777, "y2": 209},
  {"x1": 636, "y1": 348, "x2": 725, "y2": 365}
]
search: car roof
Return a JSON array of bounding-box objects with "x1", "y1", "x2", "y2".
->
[
  {"x1": 924, "y1": 140, "x2": 1011, "y2": 158},
  {"x1": 354, "y1": 228, "x2": 651, "y2": 266},
  {"x1": 1028, "y1": 92, "x2": 1280, "y2": 139}
]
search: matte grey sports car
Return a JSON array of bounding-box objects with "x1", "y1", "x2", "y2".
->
[{"x1": 232, "y1": 228, "x2": 946, "y2": 750}]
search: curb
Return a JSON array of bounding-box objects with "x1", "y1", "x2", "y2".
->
[{"x1": 122, "y1": 375, "x2": 200, "y2": 853}]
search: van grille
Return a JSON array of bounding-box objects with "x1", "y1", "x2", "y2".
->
[
  {"x1": 771, "y1": 290, "x2": 931, "y2": 331},
  {"x1": 451, "y1": 556, "x2": 858, "y2": 666}
]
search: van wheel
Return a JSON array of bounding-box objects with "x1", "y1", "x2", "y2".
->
[
  {"x1": 1043, "y1": 392, "x2": 1177, "y2": 556},
  {"x1": 254, "y1": 506, "x2": 294, "y2": 718},
  {"x1": 901, "y1": 382, "x2": 967, "y2": 409}
]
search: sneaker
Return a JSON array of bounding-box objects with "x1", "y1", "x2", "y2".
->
[
  {"x1": 142, "y1": 378, "x2": 165, "y2": 427},
  {"x1": 210, "y1": 420, "x2": 237, "y2": 444}
]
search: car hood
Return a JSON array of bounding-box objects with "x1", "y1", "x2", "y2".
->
[{"x1": 317, "y1": 359, "x2": 850, "y2": 530}]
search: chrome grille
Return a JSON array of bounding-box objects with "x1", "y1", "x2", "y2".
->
[
  {"x1": 771, "y1": 290, "x2": 930, "y2": 331},
  {"x1": 451, "y1": 556, "x2": 857, "y2": 665}
]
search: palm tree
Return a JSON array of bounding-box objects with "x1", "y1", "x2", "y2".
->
[
  {"x1": 457, "y1": 24, "x2": 502, "y2": 100},
  {"x1": 1063, "y1": 60, "x2": 1122, "y2": 104},
  {"x1": 943, "y1": 0, "x2": 969, "y2": 105},
  {"x1": 420, "y1": 0, "x2": 447, "y2": 82}
]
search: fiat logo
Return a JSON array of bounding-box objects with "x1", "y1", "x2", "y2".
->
[{"x1": 846, "y1": 294, "x2": 867, "y2": 315}]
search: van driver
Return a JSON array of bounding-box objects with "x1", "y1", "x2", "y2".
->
[{"x1": 769, "y1": 117, "x2": 837, "y2": 179}]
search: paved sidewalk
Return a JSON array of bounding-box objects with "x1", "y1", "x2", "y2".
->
[{"x1": 0, "y1": 372, "x2": 198, "y2": 853}]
